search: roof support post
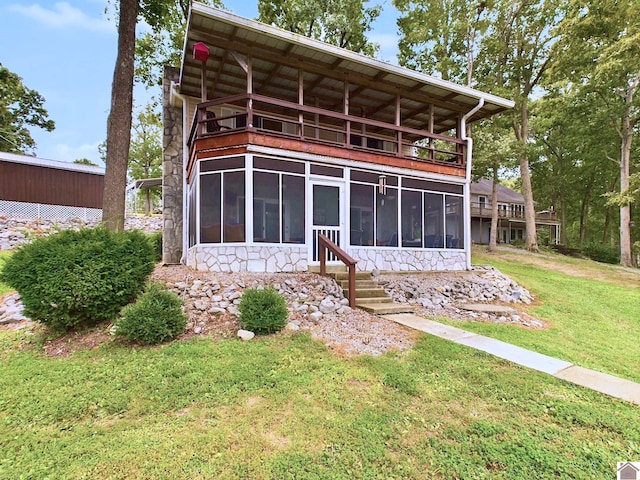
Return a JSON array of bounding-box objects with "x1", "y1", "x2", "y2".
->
[
  {"x1": 247, "y1": 55, "x2": 253, "y2": 127},
  {"x1": 395, "y1": 94, "x2": 402, "y2": 156},
  {"x1": 298, "y1": 68, "x2": 304, "y2": 138},
  {"x1": 344, "y1": 77, "x2": 350, "y2": 146}
]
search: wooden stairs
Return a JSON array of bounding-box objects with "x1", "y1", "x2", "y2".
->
[{"x1": 309, "y1": 265, "x2": 414, "y2": 315}]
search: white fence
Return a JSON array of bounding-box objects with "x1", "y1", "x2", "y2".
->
[{"x1": 0, "y1": 200, "x2": 102, "y2": 221}]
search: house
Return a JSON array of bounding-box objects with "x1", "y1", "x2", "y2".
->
[
  {"x1": 618, "y1": 462, "x2": 640, "y2": 480},
  {"x1": 0, "y1": 151, "x2": 104, "y2": 221},
  {"x1": 470, "y1": 178, "x2": 560, "y2": 245},
  {"x1": 162, "y1": 3, "x2": 514, "y2": 272}
]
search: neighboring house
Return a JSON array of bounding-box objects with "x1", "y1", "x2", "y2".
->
[
  {"x1": 162, "y1": 3, "x2": 514, "y2": 272},
  {"x1": 0, "y1": 151, "x2": 104, "y2": 221},
  {"x1": 470, "y1": 178, "x2": 559, "y2": 245}
]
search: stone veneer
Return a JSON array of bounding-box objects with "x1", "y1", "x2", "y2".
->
[
  {"x1": 187, "y1": 245, "x2": 308, "y2": 272},
  {"x1": 186, "y1": 244, "x2": 465, "y2": 273},
  {"x1": 162, "y1": 66, "x2": 183, "y2": 264},
  {"x1": 347, "y1": 248, "x2": 466, "y2": 272}
]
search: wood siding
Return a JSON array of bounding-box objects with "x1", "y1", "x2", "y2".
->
[{"x1": 0, "y1": 161, "x2": 104, "y2": 208}]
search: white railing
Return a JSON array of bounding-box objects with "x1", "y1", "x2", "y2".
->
[{"x1": 312, "y1": 227, "x2": 341, "y2": 262}]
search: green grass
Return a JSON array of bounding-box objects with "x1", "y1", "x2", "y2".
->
[
  {"x1": 0, "y1": 250, "x2": 13, "y2": 296},
  {"x1": 0, "y1": 332, "x2": 638, "y2": 479},
  {"x1": 457, "y1": 249, "x2": 640, "y2": 383}
]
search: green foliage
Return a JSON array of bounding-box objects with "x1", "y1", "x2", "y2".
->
[
  {"x1": 115, "y1": 282, "x2": 186, "y2": 345},
  {"x1": 0, "y1": 63, "x2": 55, "y2": 153},
  {"x1": 134, "y1": 0, "x2": 224, "y2": 87},
  {"x1": 148, "y1": 232, "x2": 163, "y2": 262},
  {"x1": 580, "y1": 242, "x2": 620, "y2": 265},
  {"x1": 0, "y1": 228, "x2": 155, "y2": 331},
  {"x1": 0, "y1": 251, "x2": 13, "y2": 296},
  {"x1": 238, "y1": 287, "x2": 288, "y2": 334},
  {"x1": 258, "y1": 0, "x2": 381, "y2": 56}
]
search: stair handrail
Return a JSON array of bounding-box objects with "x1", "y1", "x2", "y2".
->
[{"x1": 318, "y1": 233, "x2": 357, "y2": 308}]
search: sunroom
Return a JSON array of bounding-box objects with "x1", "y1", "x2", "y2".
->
[{"x1": 162, "y1": 3, "x2": 513, "y2": 273}]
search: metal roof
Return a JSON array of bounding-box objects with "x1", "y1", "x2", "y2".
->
[
  {"x1": 179, "y1": 3, "x2": 514, "y2": 133},
  {"x1": 0, "y1": 151, "x2": 104, "y2": 175}
]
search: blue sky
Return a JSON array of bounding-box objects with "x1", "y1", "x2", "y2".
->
[{"x1": 1, "y1": 1, "x2": 400, "y2": 165}]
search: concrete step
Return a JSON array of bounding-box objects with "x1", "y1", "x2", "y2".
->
[
  {"x1": 355, "y1": 296, "x2": 395, "y2": 304},
  {"x1": 339, "y1": 279, "x2": 378, "y2": 289},
  {"x1": 307, "y1": 265, "x2": 348, "y2": 274},
  {"x1": 357, "y1": 302, "x2": 416, "y2": 315},
  {"x1": 344, "y1": 287, "x2": 388, "y2": 298},
  {"x1": 333, "y1": 271, "x2": 372, "y2": 281}
]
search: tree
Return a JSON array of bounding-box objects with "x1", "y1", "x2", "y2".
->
[
  {"x1": 258, "y1": 0, "x2": 382, "y2": 55},
  {"x1": 103, "y1": 0, "x2": 138, "y2": 232},
  {"x1": 0, "y1": 63, "x2": 55, "y2": 154},
  {"x1": 74, "y1": 158, "x2": 99, "y2": 166},
  {"x1": 395, "y1": 0, "x2": 490, "y2": 85},
  {"x1": 103, "y1": 0, "x2": 184, "y2": 232},
  {"x1": 479, "y1": 0, "x2": 563, "y2": 252},
  {"x1": 128, "y1": 102, "x2": 162, "y2": 215},
  {"x1": 552, "y1": 0, "x2": 640, "y2": 266},
  {"x1": 135, "y1": 0, "x2": 223, "y2": 87}
]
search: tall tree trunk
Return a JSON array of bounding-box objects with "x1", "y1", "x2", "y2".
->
[
  {"x1": 144, "y1": 189, "x2": 152, "y2": 216},
  {"x1": 102, "y1": 0, "x2": 138, "y2": 232},
  {"x1": 558, "y1": 187, "x2": 566, "y2": 245},
  {"x1": 488, "y1": 166, "x2": 499, "y2": 252},
  {"x1": 578, "y1": 178, "x2": 593, "y2": 246},
  {"x1": 513, "y1": 100, "x2": 538, "y2": 251},
  {"x1": 619, "y1": 84, "x2": 636, "y2": 267}
]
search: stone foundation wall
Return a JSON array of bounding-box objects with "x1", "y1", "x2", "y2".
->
[
  {"x1": 162, "y1": 66, "x2": 183, "y2": 265},
  {"x1": 347, "y1": 247, "x2": 466, "y2": 272},
  {"x1": 186, "y1": 244, "x2": 465, "y2": 273},
  {"x1": 187, "y1": 245, "x2": 308, "y2": 272}
]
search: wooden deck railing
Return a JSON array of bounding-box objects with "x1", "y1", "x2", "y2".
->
[
  {"x1": 470, "y1": 203, "x2": 558, "y2": 223},
  {"x1": 318, "y1": 233, "x2": 357, "y2": 308},
  {"x1": 187, "y1": 94, "x2": 465, "y2": 168}
]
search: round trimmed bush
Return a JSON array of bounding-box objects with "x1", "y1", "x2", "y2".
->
[
  {"x1": 237, "y1": 287, "x2": 288, "y2": 334},
  {"x1": 115, "y1": 282, "x2": 187, "y2": 345},
  {"x1": 0, "y1": 228, "x2": 155, "y2": 331}
]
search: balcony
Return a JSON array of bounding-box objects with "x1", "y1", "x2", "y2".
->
[
  {"x1": 187, "y1": 94, "x2": 466, "y2": 176},
  {"x1": 471, "y1": 203, "x2": 558, "y2": 223}
]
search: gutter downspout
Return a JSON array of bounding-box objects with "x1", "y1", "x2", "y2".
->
[
  {"x1": 461, "y1": 98, "x2": 484, "y2": 270},
  {"x1": 170, "y1": 81, "x2": 189, "y2": 265}
]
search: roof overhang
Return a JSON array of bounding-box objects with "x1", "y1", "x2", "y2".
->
[{"x1": 179, "y1": 3, "x2": 513, "y2": 133}]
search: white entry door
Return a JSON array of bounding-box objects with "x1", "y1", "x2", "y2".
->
[{"x1": 309, "y1": 180, "x2": 345, "y2": 264}]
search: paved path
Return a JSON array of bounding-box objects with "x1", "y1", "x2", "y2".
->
[{"x1": 386, "y1": 313, "x2": 640, "y2": 406}]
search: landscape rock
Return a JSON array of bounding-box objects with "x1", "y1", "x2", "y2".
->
[{"x1": 237, "y1": 329, "x2": 255, "y2": 341}]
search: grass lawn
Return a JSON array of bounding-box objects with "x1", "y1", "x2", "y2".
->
[
  {"x1": 0, "y1": 332, "x2": 638, "y2": 479},
  {"x1": 459, "y1": 248, "x2": 640, "y2": 383}
]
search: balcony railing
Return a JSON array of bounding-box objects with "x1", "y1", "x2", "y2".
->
[
  {"x1": 187, "y1": 94, "x2": 465, "y2": 168},
  {"x1": 471, "y1": 203, "x2": 557, "y2": 222}
]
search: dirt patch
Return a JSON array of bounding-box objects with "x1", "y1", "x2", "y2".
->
[{"x1": 41, "y1": 328, "x2": 113, "y2": 358}]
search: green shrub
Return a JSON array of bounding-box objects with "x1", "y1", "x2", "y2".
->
[
  {"x1": 0, "y1": 228, "x2": 155, "y2": 331},
  {"x1": 581, "y1": 242, "x2": 620, "y2": 264},
  {"x1": 238, "y1": 287, "x2": 288, "y2": 334},
  {"x1": 148, "y1": 232, "x2": 163, "y2": 262},
  {"x1": 115, "y1": 283, "x2": 187, "y2": 345}
]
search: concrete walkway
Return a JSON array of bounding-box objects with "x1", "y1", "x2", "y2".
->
[{"x1": 386, "y1": 313, "x2": 640, "y2": 406}]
